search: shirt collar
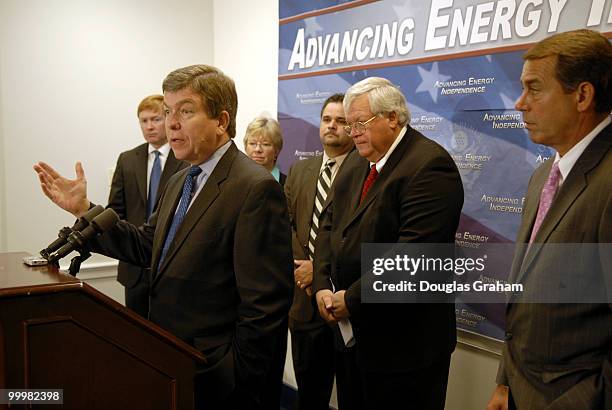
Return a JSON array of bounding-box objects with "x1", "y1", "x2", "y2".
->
[
  {"x1": 270, "y1": 165, "x2": 281, "y2": 182},
  {"x1": 371, "y1": 126, "x2": 407, "y2": 172},
  {"x1": 195, "y1": 140, "x2": 232, "y2": 178},
  {"x1": 148, "y1": 142, "x2": 170, "y2": 157},
  {"x1": 321, "y1": 150, "x2": 350, "y2": 171},
  {"x1": 555, "y1": 116, "x2": 611, "y2": 181}
]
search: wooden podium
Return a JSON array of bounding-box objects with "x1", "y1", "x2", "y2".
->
[{"x1": 0, "y1": 252, "x2": 205, "y2": 409}]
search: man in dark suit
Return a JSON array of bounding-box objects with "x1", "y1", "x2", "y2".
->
[
  {"x1": 34, "y1": 64, "x2": 293, "y2": 409},
  {"x1": 108, "y1": 94, "x2": 186, "y2": 317},
  {"x1": 313, "y1": 77, "x2": 464, "y2": 410},
  {"x1": 284, "y1": 93, "x2": 353, "y2": 409},
  {"x1": 487, "y1": 29, "x2": 612, "y2": 410}
]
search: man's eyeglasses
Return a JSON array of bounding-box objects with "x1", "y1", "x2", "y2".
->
[{"x1": 343, "y1": 115, "x2": 378, "y2": 135}]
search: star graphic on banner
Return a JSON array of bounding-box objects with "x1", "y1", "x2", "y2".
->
[
  {"x1": 304, "y1": 17, "x2": 323, "y2": 36},
  {"x1": 416, "y1": 62, "x2": 450, "y2": 103}
]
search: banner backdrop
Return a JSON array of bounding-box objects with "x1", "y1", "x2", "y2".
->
[{"x1": 277, "y1": 0, "x2": 612, "y2": 341}]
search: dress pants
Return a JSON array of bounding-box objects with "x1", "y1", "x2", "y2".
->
[
  {"x1": 335, "y1": 345, "x2": 364, "y2": 410},
  {"x1": 361, "y1": 355, "x2": 451, "y2": 410},
  {"x1": 335, "y1": 345, "x2": 451, "y2": 410},
  {"x1": 290, "y1": 321, "x2": 335, "y2": 410},
  {"x1": 260, "y1": 318, "x2": 288, "y2": 409}
]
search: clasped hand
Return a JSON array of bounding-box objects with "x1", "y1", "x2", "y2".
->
[
  {"x1": 315, "y1": 289, "x2": 349, "y2": 323},
  {"x1": 294, "y1": 259, "x2": 314, "y2": 296}
]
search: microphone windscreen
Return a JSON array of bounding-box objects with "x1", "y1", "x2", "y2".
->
[
  {"x1": 90, "y1": 208, "x2": 119, "y2": 233},
  {"x1": 72, "y1": 204, "x2": 105, "y2": 231}
]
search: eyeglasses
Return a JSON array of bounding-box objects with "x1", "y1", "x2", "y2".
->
[
  {"x1": 246, "y1": 141, "x2": 274, "y2": 150},
  {"x1": 343, "y1": 115, "x2": 378, "y2": 135}
]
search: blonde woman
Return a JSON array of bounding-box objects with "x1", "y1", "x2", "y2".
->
[{"x1": 244, "y1": 116, "x2": 286, "y2": 185}]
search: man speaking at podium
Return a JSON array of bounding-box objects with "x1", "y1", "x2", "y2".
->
[
  {"x1": 34, "y1": 64, "x2": 293, "y2": 410},
  {"x1": 108, "y1": 94, "x2": 187, "y2": 318}
]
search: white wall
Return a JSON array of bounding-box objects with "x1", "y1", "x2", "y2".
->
[
  {"x1": 213, "y1": 0, "x2": 279, "y2": 151},
  {"x1": 0, "y1": 0, "x2": 214, "y2": 256},
  {"x1": 0, "y1": 71, "x2": 6, "y2": 251},
  {"x1": 448, "y1": 342, "x2": 501, "y2": 409}
]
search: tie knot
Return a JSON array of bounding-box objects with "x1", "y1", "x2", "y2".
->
[
  {"x1": 153, "y1": 150, "x2": 161, "y2": 158},
  {"x1": 188, "y1": 165, "x2": 203, "y2": 178},
  {"x1": 368, "y1": 164, "x2": 378, "y2": 178},
  {"x1": 326, "y1": 159, "x2": 336, "y2": 168}
]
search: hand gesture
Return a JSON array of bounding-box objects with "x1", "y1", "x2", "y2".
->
[{"x1": 33, "y1": 161, "x2": 90, "y2": 217}]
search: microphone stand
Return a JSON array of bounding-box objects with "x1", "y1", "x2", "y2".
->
[
  {"x1": 44, "y1": 208, "x2": 119, "y2": 276},
  {"x1": 68, "y1": 248, "x2": 91, "y2": 277},
  {"x1": 39, "y1": 226, "x2": 72, "y2": 260}
]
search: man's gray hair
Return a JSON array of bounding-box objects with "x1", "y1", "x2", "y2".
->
[{"x1": 343, "y1": 77, "x2": 410, "y2": 126}]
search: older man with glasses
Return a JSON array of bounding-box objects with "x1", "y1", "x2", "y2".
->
[{"x1": 313, "y1": 77, "x2": 464, "y2": 410}]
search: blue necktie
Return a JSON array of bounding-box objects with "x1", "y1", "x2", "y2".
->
[
  {"x1": 147, "y1": 150, "x2": 162, "y2": 218},
  {"x1": 158, "y1": 165, "x2": 202, "y2": 269}
]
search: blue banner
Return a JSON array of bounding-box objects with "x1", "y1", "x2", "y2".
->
[{"x1": 278, "y1": 0, "x2": 612, "y2": 341}]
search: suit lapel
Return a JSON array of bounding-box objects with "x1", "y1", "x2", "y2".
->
[
  {"x1": 135, "y1": 144, "x2": 148, "y2": 205},
  {"x1": 154, "y1": 143, "x2": 237, "y2": 280},
  {"x1": 299, "y1": 156, "x2": 323, "y2": 243},
  {"x1": 511, "y1": 162, "x2": 550, "y2": 284},
  {"x1": 516, "y1": 123, "x2": 612, "y2": 284},
  {"x1": 157, "y1": 150, "x2": 183, "y2": 204},
  {"x1": 149, "y1": 166, "x2": 185, "y2": 275},
  {"x1": 342, "y1": 129, "x2": 412, "y2": 234},
  {"x1": 325, "y1": 147, "x2": 355, "y2": 208}
]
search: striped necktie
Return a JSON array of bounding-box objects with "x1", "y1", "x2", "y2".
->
[{"x1": 308, "y1": 159, "x2": 335, "y2": 259}]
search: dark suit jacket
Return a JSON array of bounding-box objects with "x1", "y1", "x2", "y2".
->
[
  {"x1": 107, "y1": 143, "x2": 186, "y2": 288},
  {"x1": 284, "y1": 154, "x2": 350, "y2": 325},
  {"x1": 498, "y1": 122, "x2": 612, "y2": 409},
  {"x1": 91, "y1": 142, "x2": 294, "y2": 404},
  {"x1": 313, "y1": 127, "x2": 464, "y2": 372}
]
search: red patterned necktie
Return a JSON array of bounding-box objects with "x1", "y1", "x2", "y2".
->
[
  {"x1": 529, "y1": 162, "x2": 562, "y2": 243},
  {"x1": 360, "y1": 165, "x2": 379, "y2": 205}
]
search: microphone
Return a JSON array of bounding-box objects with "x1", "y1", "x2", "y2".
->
[
  {"x1": 40, "y1": 205, "x2": 105, "y2": 259},
  {"x1": 47, "y1": 208, "x2": 119, "y2": 263}
]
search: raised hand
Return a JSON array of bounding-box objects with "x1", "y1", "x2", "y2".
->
[{"x1": 33, "y1": 161, "x2": 90, "y2": 217}]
